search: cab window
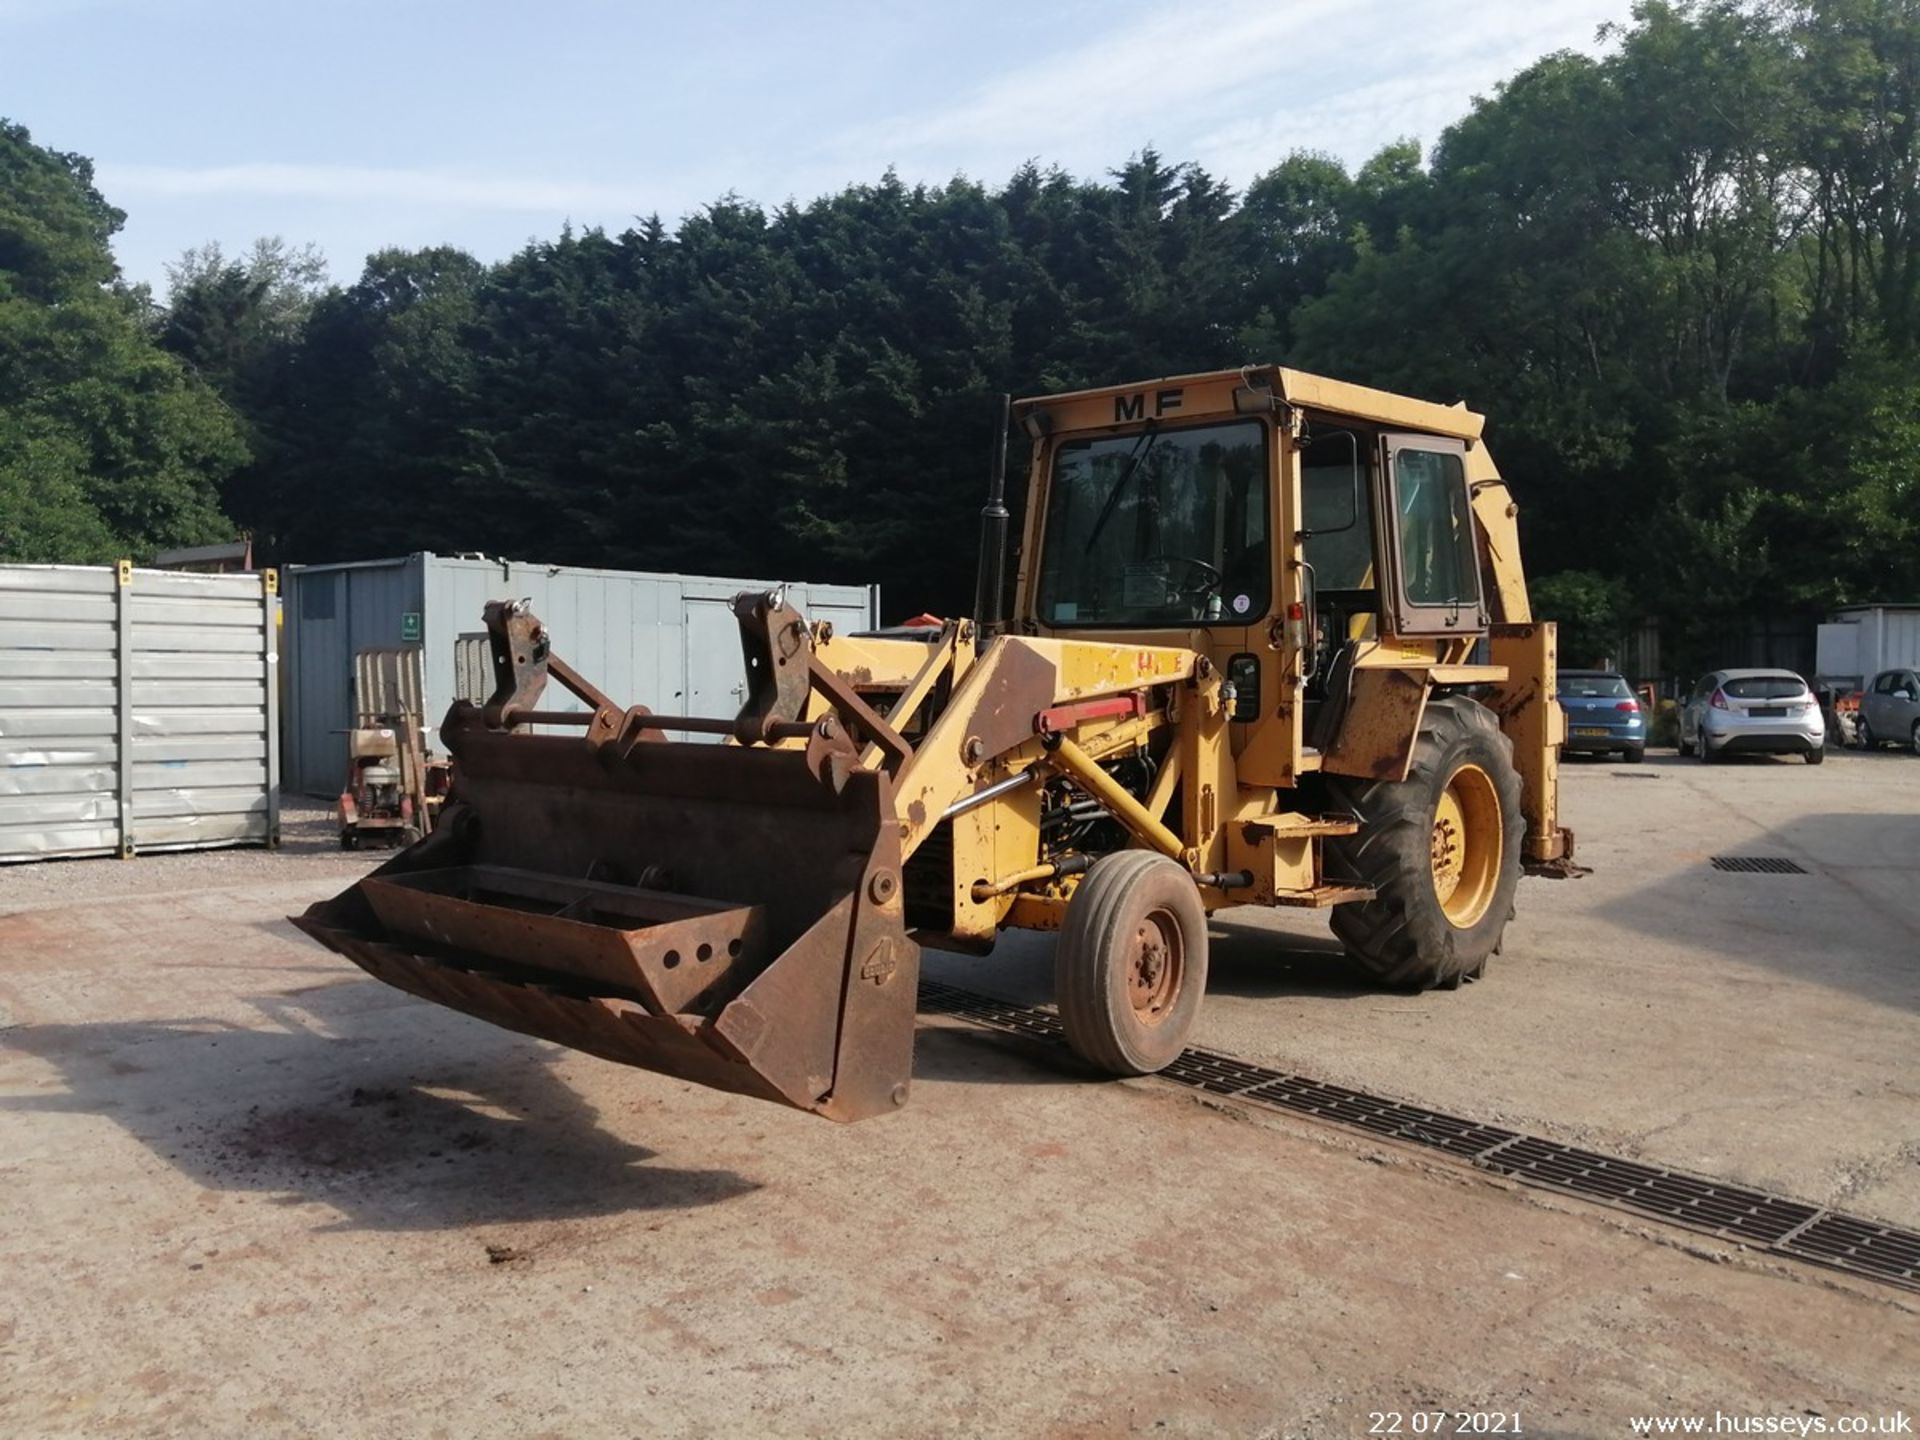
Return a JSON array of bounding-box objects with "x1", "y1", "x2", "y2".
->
[
  {"x1": 1302, "y1": 431, "x2": 1374, "y2": 590},
  {"x1": 1035, "y1": 420, "x2": 1270, "y2": 627},
  {"x1": 1380, "y1": 436, "x2": 1483, "y2": 633},
  {"x1": 1395, "y1": 449, "x2": 1477, "y2": 606}
]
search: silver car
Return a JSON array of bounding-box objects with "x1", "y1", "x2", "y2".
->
[
  {"x1": 1859, "y1": 667, "x2": 1920, "y2": 752},
  {"x1": 1678, "y1": 668, "x2": 1825, "y2": 764}
]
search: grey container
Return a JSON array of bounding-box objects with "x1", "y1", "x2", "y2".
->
[
  {"x1": 282, "y1": 553, "x2": 879, "y2": 797},
  {"x1": 0, "y1": 563, "x2": 280, "y2": 863}
]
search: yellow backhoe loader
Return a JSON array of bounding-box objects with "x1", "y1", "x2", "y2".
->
[{"x1": 295, "y1": 365, "x2": 1572, "y2": 1120}]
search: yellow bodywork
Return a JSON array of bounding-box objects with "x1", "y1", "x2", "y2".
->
[{"x1": 808, "y1": 363, "x2": 1570, "y2": 955}]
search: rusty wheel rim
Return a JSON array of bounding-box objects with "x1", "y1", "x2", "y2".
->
[
  {"x1": 1430, "y1": 762, "x2": 1502, "y2": 929},
  {"x1": 1126, "y1": 907, "x2": 1184, "y2": 1027}
]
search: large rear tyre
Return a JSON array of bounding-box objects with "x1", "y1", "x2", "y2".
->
[
  {"x1": 1324, "y1": 696, "x2": 1524, "y2": 991},
  {"x1": 1055, "y1": 851, "x2": 1208, "y2": 1075}
]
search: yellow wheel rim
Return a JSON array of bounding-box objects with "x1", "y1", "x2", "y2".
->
[{"x1": 1430, "y1": 763, "x2": 1502, "y2": 929}]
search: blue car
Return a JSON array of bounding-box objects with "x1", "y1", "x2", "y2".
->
[{"x1": 1558, "y1": 669, "x2": 1646, "y2": 762}]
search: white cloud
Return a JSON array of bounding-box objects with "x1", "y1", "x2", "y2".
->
[
  {"x1": 96, "y1": 161, "x2": 652, "y2": 217},
  {"x1": 834, "y1": 3, "x2": 1334, "y2": 160},
  {"x1": 827, "y1": 0, "x2": 1626, "y2": 186}
]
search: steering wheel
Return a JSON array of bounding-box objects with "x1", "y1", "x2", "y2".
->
[{"x1": 1150, "y1": 553, "x2": 1223, "y2": 599}]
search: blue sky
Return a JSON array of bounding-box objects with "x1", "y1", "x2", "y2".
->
[{"x1": 3, "y1": 0, "x2": 1633, "y2": 294}]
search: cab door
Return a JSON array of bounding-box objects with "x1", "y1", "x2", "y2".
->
[{"x1": 1375, "y1": 435, "x2": 1487, "y2": 638}]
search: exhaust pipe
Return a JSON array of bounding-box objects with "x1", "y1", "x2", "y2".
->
[{"x1": 972, "y1": 392, "x2": 1012, "y2": 643}]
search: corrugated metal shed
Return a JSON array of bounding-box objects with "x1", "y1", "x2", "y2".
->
[
  {"x1": 0, "y1": 563, "x2": 280, "y2": 863},
  {"x1": 282, "y1": 553, "x2": 879, "y2": 796}
]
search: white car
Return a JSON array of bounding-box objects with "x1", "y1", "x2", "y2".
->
[{"x1": 1677, "y1": 668, "x2": 1825, "y2": 764}]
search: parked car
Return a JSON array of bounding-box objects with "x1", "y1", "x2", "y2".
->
[
  {"x1": 1858, "y1": 667, "x2": 1920, "y2": 753},
  {"x1": 1678, "y1": 669, "x2": 1825, "y2": 764},
  {"x1": 1557, "y1": 669, "x2": 1646, "y2": 762}
]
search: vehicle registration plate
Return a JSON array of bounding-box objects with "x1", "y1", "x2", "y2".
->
[
  {"x1": 1574, "y1": 727, "x2": 1610, "y2": 736},
  {"x1": 1750, "y1": 707, "x2": 1786, "y2": 717}
]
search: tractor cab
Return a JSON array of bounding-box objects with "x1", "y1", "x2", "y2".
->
[{"x1": 1009, "y1": 366, "x2": 1520, "y2": 787}]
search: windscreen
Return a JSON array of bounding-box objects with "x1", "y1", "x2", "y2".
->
[
  {"x1": 1561, "y1": 675, "x2": 1632, "y2": 699},
  {"x1": 1036, "y1": 420, "x2": 1269, "y2": 627},
  {"x1": 1724, "y1": 676, "x2": 1808, "y2": 700}
]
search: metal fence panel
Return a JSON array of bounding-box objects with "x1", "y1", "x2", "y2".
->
[
  {"x1": 352, "y1": 647, "x2": 426, "y2": 722},
  {"x1": 0, "y1": 564, "x2": 279, "y2": 863}
]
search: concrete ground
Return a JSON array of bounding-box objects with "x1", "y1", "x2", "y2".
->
[
  {"x1": 939, "y1": 746, "x2": 1920, "y2": 1231},
  {"x1": 2, "y1": 754, "x2": 1917, "y2": 1438}
]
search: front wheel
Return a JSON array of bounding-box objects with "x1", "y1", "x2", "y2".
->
[
  {"x1": 1323, "y1": 696, "x2": 1524, "y2": 990},
  {"x1": 1859, "y1": 718, "x2": 1876, "y2": 750},
  {"x1": 1055, "y1": 851, "x2": 1208, "y2": 1075}
]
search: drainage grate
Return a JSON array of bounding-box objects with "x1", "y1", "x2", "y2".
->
[
  {"x1": 918, "y1": 981, "x2": 1920, "y2": 1294},
  {"x1": 1710, "y1": 855, "x2": 1809, "y2": 874}
]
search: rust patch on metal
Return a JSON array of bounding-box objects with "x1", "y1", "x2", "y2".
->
[
  {"x1": 1322, "y1": 668, "x2": 1429, "y2": 782},
  {"x1": 965, "y1": 643, "x2": 1060, "y2": 763}
]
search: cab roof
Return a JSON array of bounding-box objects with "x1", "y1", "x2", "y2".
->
[{"x1": 1013, "y1": 364, "x2": 1485, "y2": 443}]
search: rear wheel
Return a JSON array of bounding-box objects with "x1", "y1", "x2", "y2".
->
[
  {"x1": 1323, "y1": 696, "x2": 1524, "y2": 990},
  {"x1": 1805, "y1": 746, "x2": 1825, "y2": 765},
  {"x1": 1623, "y1": 746, "x2": 1645, "y2": 764},
  {"x1": 1055, "y1": 851, "x2": 1207, "y2": 1075}
]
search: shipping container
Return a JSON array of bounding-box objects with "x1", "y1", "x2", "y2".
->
[
  {"x1": 281, "y1": 553, "x2": 879, "y2": 797},
  {"x1": 1814, "y1": 604, "x2": 1920, "y2": 693},
  {"x1": 0, "y1": 563, "x2": 280, "y2": 863}
]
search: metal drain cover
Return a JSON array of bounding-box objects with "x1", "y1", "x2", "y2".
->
[
  {"x1": 919, "y1": 981, "x2": 1919, "y2": 1294},
  {"x1": 1710, "y1": 855, "x2": 1808, "y2": 874}
]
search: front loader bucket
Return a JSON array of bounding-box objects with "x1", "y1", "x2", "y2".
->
[{"x1": 294, "y1": 721, "x2": 921, "y2": 1122}]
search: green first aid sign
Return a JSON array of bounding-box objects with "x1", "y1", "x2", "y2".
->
[{"x1": 401, "y1": 612, "x2": 422, "y2": 642}]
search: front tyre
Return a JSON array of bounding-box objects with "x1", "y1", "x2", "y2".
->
[
  {"x1": 1324, "y1": 696, "x2": 1524, "y2": 990},
  {"x1": 1055, "y1": 851, "x2": 1208, "y2": 1075}
]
